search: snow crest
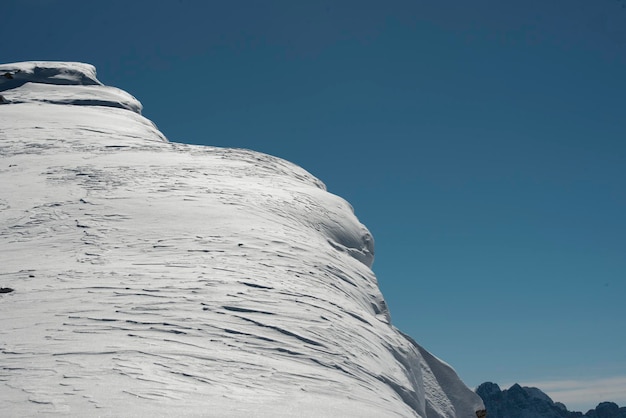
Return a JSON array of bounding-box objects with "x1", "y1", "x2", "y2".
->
[
  {"x1": 0, "y1": 62, "x2": 483, "y2": 417},
  {"x1": 0, "y1": 61, "x2": 142, "y2": 113}
]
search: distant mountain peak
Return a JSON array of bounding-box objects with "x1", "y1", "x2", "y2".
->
[
  {"x1": 477, "y1": 382, "x2": 626, "y2": 418},
  {"x1": 476, "y1": 382, "x2": 502, "y2": 397}
]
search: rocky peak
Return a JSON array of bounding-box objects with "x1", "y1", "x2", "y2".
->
[
  {"x1": 476, "y1": 382, "x2": 502, "y2": 398},
  {"x1": 477, "y1": 382, "x2": 626, "y2": 418}
]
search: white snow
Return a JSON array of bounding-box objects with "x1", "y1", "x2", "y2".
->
[
  {"x1": 0, "y1": 62, "x2": 484, "y2": 417},
  {"x1": 1, "y1": 61, "x2": 141, "y2": 113}
]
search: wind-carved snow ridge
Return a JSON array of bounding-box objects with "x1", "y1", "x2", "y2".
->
[
  {"x1": 0, "y1": 62, "x2": 142, "y2": 113},
  {"x1": 0, "y1": 61, "x2": 484, "y2": 417}
]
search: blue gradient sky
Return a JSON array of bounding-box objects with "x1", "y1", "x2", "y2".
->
[{"x1": 3, "y1": 0, "x2": 625, "y2": 411}]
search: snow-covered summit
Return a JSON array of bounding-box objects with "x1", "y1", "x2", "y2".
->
[
  {"x1": 0, "y1": 61, "x2": 484, "y2": 417},
  {"x1": 0, "y1": 61, "x2": 101, "y2": 87},
  {"x1": 0, "y1": 61, "x2": 142, "y2": 113}
]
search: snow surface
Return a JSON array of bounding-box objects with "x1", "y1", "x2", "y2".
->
[{"x1": 0, "y1": 62, "x2": 484, "y2": 417}]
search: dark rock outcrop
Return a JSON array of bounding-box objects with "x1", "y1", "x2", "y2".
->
[
  {"x1": 477, "y1": 382, "x2": 626, "y2": 418},
  {"x1": 586, "y1": 402, "x2": 626, "y2": 418}
]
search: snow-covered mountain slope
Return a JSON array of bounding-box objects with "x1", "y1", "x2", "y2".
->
[{"x1": 0, "y1": 61, "x2": 484, "y2": 417}]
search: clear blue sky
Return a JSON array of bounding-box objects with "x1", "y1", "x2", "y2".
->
[{"x1": 3, "y1": 0, "x2": 625, "y2": 411}]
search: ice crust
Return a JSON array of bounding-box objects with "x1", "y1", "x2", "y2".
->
[
  {"x1": 0, "y1": 62, "x2": 142, "y2": 113},
  {"x1": 0, "y1": 62, "x2": 484, "y2": 417}
]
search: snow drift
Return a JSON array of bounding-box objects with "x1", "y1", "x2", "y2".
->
[{"x1": 0, "y1": 61, "x2": 484, "y2": 417}]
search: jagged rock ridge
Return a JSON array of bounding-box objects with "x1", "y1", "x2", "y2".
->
[
  {"x1": 0, "y1": 62, "x2": 484, "y2": 417},
  {"x1": 477, "y1": 382, "x2": 626, "y2": 418}
]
